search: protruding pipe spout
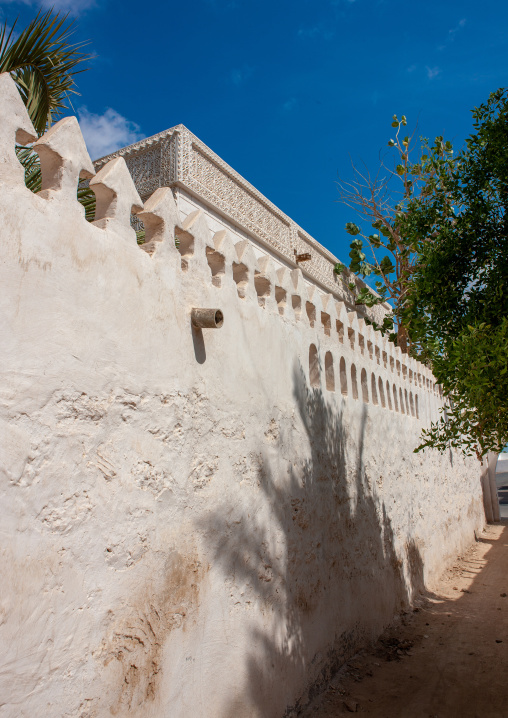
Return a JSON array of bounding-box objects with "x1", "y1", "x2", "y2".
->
[{"x1": 191, "y1": 308, "x2": 224, "y2": 329}]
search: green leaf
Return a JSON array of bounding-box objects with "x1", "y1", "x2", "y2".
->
[
  {"x1": 333, "y1": 262, "x2": 345, "y2": 275},
  {"x1": 0, "y1": 10, "x2": 91, "y2": 135},
  {"x1": 345, "y1": 222, "x2": 361, "y2": 235},
  {"x1": 380, "y1": 256, "x2": 395, "y2": 274}
]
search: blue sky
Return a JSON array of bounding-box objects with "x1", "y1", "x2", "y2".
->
[{"x1": 1, "y1": 0, "x2": 507, "y2": 262}]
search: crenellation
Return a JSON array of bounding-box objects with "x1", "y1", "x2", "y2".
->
[
  {"x1": 322, "y1": 294, "x2": 338, "y2": 339},
  {"x1": 205, "y1": 232, "x2": 228, "y2": 288},
  {"x1": 0, "y1": 73, "x2": 484, "y2": 718},
  {"x1": 254, "y1": 255, "x2": 276, "y2": 310},
  {"x1": 210, "y1": 228, "x2": 237, "y2": 284},
  {"x1": 320, "y1": 310, "x2": 331, "y2": 337},
  {"x1": 356, "y1": 315, "x2": 366, "y2": 333},
  {"x1": 0, "y1": 73, "x2": 37, "y2": 184},
  {"x1": 305, "y1": 299, "x2": 317, "y2": 328},
  {"x1": 335, "y1": 318, "x2": 345, "y2": 344},
  {"x1": 90, "y1": 156, "x2": 143, "y2": 240},
  {"x1": 137, "y1": 186, "x2": 182, "y2": 258},
  {"x1": 96, "y1": 123, "x2": 392, "y2": 322},
  {"x1": 274, "y1": 266, "x2": 291, "y2": 316},
  {"x1": 358, "y1": 332, "x2": 365, "y2": 356},
  {"x1": 34, "y1": 116, "x2": 95, "y2": 205},
  {"x1": 232, "y1": 239, "x2": 258, "y2": 300},
  {"x1": 305, "y1": 286, "x2": 323, "y2": 330},
  {"x1": 131, "y1": 188, "x2": 445, "y2": 401},
  {"x1": 176, "y1": 208, "x2": 212, "y2": 272},
  {"x1": 347, "y1": 323, "x2": 356, "y2": 351}
]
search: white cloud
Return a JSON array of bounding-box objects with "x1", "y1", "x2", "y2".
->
[
  {"x1": 77, "y1": 107, "x2": 144, "y2": 159},
  {"x1": 438, "y1": 18, "x2": 466, "y2": 50},
  {"x1": 0, "y1": 0, "x2": 96, "y2": 16},
  {"x1": 426, "y1": 66, "x2": 441, "y2": 80},
  {"x1": 449, "y1": 18, "x2": 466, "y2": 39}
]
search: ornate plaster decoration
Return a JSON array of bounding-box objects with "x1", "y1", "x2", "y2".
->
[{"x1": 95, "y1": 124, "x2": 388, "y2": 322}]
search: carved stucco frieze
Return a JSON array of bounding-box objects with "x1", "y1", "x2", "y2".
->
[
  {"x1": 189, "y1": 145, "x2": 291, "y2": 256},
  {"x1": 94, "y1": 124, "x2": 389, "y2": 318}
]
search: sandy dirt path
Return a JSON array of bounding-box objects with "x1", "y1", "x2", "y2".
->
[{"x1": 302, "y1": 522, "x2": 508, "y2": 718}]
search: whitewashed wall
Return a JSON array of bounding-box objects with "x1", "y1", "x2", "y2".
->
[{"x1": 0, "y1": 74, "x2": 484, "y2": 718}]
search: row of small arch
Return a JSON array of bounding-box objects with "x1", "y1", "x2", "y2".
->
[
  {"x1": 309, "y1": 344, "x2": 422, "y2": 418},
  {"x1": 203, "y1": 238, "x2": 438, "y2": 397}
]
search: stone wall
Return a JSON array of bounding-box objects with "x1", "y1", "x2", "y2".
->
[{"x1": 0, "y1": 73, "x2": 485, "y2": 718}]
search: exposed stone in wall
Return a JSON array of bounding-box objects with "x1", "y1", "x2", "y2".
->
[{"x1": 0, "y1": 73, "x2": 484, "y2": 718}]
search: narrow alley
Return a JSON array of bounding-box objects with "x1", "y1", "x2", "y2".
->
[{"x1": 304, "y1": 522, "x2": 508, "y2": 718}]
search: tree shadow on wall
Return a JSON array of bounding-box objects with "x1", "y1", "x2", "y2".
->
[{"x1": 198, "y1": 360, "x2": 427, "y2": 718}]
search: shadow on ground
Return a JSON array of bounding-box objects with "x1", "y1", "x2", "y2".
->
[{"x1": 299, "y1": 521, "x2": 508, "y2": 718}]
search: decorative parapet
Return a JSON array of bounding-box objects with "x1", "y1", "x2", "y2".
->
[
  {"x1": 0, "y1": 73, "x2": 480, "y2": 718},
  {"x1": 0, "y1": 69, "x2": 436, "y2": 405},
  {"x1": 94, "y1": 125, "x2": 390, "y2": 322}
]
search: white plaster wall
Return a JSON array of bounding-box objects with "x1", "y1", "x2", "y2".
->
[
  {"x1": 0, "y1": 103, "x2": 484, "y2": 718},
  {"x1": 176, "y1": 191, "x2": 351, "y2": 303}
]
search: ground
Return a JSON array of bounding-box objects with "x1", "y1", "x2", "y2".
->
[{"x1": 302, "y1": 521, "x2": 508, "y2": 718}]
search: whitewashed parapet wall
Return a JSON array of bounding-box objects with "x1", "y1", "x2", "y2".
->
[
  {"x1": 94, "y1": 124, "x2": 389, "y2": 324},
  {"x1": 0, "y1": 72, "x2": 484, "y2": 718}
]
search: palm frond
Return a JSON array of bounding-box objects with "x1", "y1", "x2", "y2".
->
[
  {"x1": 16, "y1": 145, "x2": 42, "y2": 192},
  {"x1": 0, "y1": 10, "x2": 91, "y2": 134},
  {"x1": 17, "y1": 147, "x2": 97, "y2": 221},
  {"x1": 77, "y1": 184, "x2": 96, "y2": 222},
  {"x1": 3, "y1": 11, "x2": 93, "y2": 218}
]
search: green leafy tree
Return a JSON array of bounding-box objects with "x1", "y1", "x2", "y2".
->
[
  {"x1": 0, "y1": 10, "x2": 95, "y2": 217},
  {"x1": 338, "y1": 91, "x2": 508, "y2": 460},
  {"x1": 406, "y1": 89, "x2": 508, "y2": 460},
  {"x1": 416, "y1": 322, "x2": 508, "y2": 461},
  {"x1": 336, "y1": 115, "x2": 455, "y2": 353}
]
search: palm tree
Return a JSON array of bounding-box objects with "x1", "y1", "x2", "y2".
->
[{"x1": 0, "y1": 10, "x2": 95, "y2": 216}]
